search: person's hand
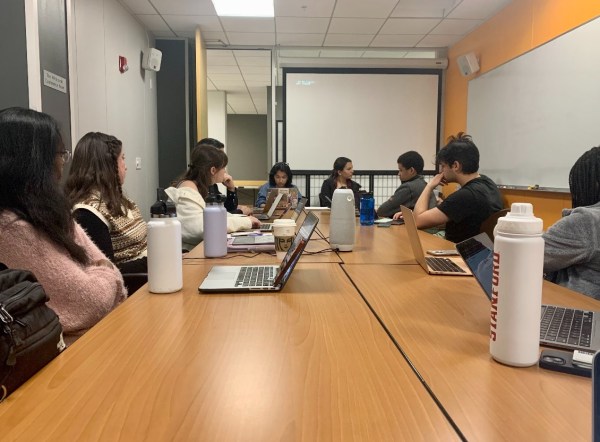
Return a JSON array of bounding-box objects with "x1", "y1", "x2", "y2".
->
[
  {"x1": 93, "y1": 258, "x2": 114, "y2": 270},
  {"x1": 239, "y1": 205, "x2": 253, "y2": 216},
  {"x1": 428, "y1": 173, "x2": 447, "y2": 188},
  {"x1": 222, "y1": 173, "x2": 236, "y2": 192},
  {"x1": 392, "y1": 211, "x2": 403, "y2": 220},
  {"x1": 248, "y1": 216, "x2": 262, "y2": 228}
]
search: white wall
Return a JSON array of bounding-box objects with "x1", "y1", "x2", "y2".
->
[
  {"x1": 70, "y1": 0, "x2": 158, "y2": 219},
  {"x1": 207, "y1": 91, "x2": 227, "y2": 148}
]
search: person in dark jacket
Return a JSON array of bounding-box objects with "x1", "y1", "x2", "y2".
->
[{"x1": 320, "y1": 157, "x2": 361, "y2": 208}]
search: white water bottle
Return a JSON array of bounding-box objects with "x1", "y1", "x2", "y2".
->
[
  {"x1": 329, "y1": 188, "x2": 355, "y2": 252},
  {"x1": 490, "y1": 203, "x2": 544, "y2": 367},
  {"x1": 147, "y1": 190, "x2": 183, "y2": 293},
  {"x1": 203, "y1": 193, "x2": 227, "y2": 258}
]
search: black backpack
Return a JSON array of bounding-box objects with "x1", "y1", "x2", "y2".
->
[{"x1": 0, "y1": 264, "x2": 64, "y2": 401}]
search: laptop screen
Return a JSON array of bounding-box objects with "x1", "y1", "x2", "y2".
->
[
  {"x1": 272, "y1": 211, "x2": 319, "y2": 288},
  {"x1": 456, "y1": 233, "x2": 495, "y2": 300}
]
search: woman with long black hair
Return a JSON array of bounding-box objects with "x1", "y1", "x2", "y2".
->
[{"x1": 0, "y1": 107, "x2": 126, "y2": 345}]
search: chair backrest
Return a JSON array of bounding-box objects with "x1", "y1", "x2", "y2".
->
[{"x1": 480, "y1": 208, "x2": 510, "y2": 241}]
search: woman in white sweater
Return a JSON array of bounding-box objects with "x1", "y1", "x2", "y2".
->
[{"x1": 165, "y1": 145, "x2": 260, "y2": 250}]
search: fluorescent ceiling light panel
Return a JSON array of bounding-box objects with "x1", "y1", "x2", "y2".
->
[{"x1": 212, "y1": 0, "x2": 274, "y2": 17}]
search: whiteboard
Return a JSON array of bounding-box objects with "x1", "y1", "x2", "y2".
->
[
  {"x1": 285, "y1": 69, "x2": 441, "y2": 171},
  {"x1": 467, "y1": 16, "x2": 600, "y2": 189}
]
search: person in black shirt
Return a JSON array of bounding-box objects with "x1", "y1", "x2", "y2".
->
[
  {"x1": 412, "y1": 133, "x2": 503, "y2": 243},
  {"x1": 197, "y1": 138, "x2": 252, "y2": 215},
  {"x1": 320, "y1": 157, "x2": 361, "y2": 209}
]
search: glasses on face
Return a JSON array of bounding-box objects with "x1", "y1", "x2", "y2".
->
[{"x1": 57, "y1": 150, "x2": 71, "y2": 162}]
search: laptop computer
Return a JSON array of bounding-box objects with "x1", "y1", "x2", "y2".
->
[
  {"x1": 259, "y1": 197, "x2": 308, "y2": 231},
  {"x1": 400, "y1": 205, "x2": 471, "y2": 275},
  {"x1": 456, "y1": 232, "x2": 600, "y2": 352},
  {"x1": 255, "y1": 193, "x2": 283, "y2": 221},
  {"x1": 199, "y1": 211, "x2": 319, "y2": 292}
]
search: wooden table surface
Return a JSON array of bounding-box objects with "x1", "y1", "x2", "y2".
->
[
  {"x1": 0, "y1": 264, "x2": 459, "y2": 441},
  {"x1": 343, "y1": 263, "x2": 598, "y2": 441}
]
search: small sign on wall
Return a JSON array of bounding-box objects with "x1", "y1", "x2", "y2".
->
[{"x1": 43, "y1": 70, "x2": 67, "y2": 93}]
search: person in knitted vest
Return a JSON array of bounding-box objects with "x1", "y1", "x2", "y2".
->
[{"x1": 64, "y1": 132, "x2": 147, "y2": 275}]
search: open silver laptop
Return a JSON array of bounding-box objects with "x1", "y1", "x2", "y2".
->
[
  {"x1": 260, "y1": 197, "x2": 308, "y2": 231},
  {"x1": 456, "y1": 232, "x2": 600, "y2": 352},
  {"x1": 400, "y1": 206, "x2": 471, "y2": 276},
  {"x1": 255, "y1": 192, "x2": 283, "y2": 221},
  {"x1": 199, "y1": 211, "x2": 319, "y2": 292}
]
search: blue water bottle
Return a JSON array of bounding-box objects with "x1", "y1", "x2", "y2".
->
[{"x1": 360, "y1": 192, "x2": 375, "y2": 226}]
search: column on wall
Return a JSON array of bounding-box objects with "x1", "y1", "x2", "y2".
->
[
  {"x1": 195, "y1": 27, "x2": 208, "y2": 143},
  {"x1": 207, "y1": 90, "x2": 227, "y2": 147}
]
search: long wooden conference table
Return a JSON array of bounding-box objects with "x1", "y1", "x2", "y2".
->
[{"x1": 0, "y1": 210, "x2": 596, "y2": 440}]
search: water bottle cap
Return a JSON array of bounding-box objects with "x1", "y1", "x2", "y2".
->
[
  {"x1": 205, "y1": 192, "x2": 225, "y2": 204},
  {"x1": 496, "y1": 203, "x2": 543, "y2": 235}
]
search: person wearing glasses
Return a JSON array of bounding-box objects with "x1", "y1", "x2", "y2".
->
[
  {"x1": 0, "y1": 107, "x2": 126, "y2": 346},
  {"x1": 255, "y1": 162, "x2": 302, "y2": 207},
  {"x1": 64, "y1": 132, "x2": 148, "y2": 275}
]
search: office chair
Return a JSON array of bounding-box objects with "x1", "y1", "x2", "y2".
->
[{"x1": 480, "y1": 208, "x2": 510, "y2": 241}]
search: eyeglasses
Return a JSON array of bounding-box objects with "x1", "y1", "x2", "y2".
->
[{"x1": 57, "y1": 150, "x2": 71, "y2": 162}]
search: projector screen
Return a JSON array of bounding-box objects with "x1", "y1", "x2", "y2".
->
[{"x1": 284, "y1": 68, "x2": 442, "y2": 171}]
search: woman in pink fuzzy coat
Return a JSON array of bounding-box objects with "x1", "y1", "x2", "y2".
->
[{"x1": 0, "y1": 107, "x2": 127, "y2": 346}]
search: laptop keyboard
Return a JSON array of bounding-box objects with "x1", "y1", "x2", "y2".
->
[
  {"x1": 540, "y1": 305, "x2": 593, "y2": 348},
  {"x1": 260, "y1": 223, "x2": 272, "y2": 231},
  {"x1": 425, "y1": 257, "x2": 466, "y2": 273},
  {"x1": 236, "y1": 266, "x2": 276, "y2": 287}
]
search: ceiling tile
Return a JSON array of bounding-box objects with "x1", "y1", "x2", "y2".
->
[
  {"x1": 136, "y1": 14, "x2": 170, "y2": 31},
  {"x1": 212, "y1": 80, "x2": 247, "y2": 91},
  {"x1": 162, "y1": 15, "x2": 222, "y2": 32},
  {"x1": 416, "y1": 34, "x2": 462, "y2": 47},
  {"x1": 120, "y1": 0, "x2": 156, "y2": 14},
  {"x1": 235, "y1": 56, "x2": 272, "y2": 66},
  {"x1": 242, "y1": 73, "x2": 272, "y2": 82},
  {"x1": 328, "y1": 18, "x2": 385, "y2": 34},
  {"x1": 245, "y1": 81, "x2": 271, "y2": 87},
  {"x1": 239, "y1": 66, "x2": 271, "y2": 74},
  {"x1": 380, "y1": 18, "x2": 441, "y2": 34},
  {"x1": 207, "y1": 65, "x2": 241, "y2": 74},
  {"x1": 369, "y1": 34, "x2": 423, "y2": 47},
  {"x1": 390, "y1": 0, "x2": 460, "y2": 18},
  {"x1": 324, "y1": 33, "x2": 374, "y2": 47},
  {"x1": 431, "y1": 18, "x2": 483, "y2": 35},
  {"x1": 276, "y1": 17, "x2": 329, "y2": 33},
  {"x1": 277, "y1": 33, "x2": 325, "y2": 46},
  {"x1": 233, "y1": 49, "x2": 271, "y2": 58},
  {"x1": 226, "y1": 32, "x2": 276, "y2": 45},
  {"x1": 150, "y1": 0, "x2": 216, "y2": 15},
  {"x1": 333, "y1": 0, "x2": 398, "y2": 19},
  {"x1": 447, "y1": 0, "x2": 512, "y2": 20},
  {"x1": 220, "y1": 17, "x2": 275, "y2": 33},
  {"x1": 207, "y1": 50, "x2": 236, "y2": 64},
  {"x1": 274, "y1": 0, "x2": 335, "y2": 18}
]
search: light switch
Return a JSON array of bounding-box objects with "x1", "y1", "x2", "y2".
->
[{"x1": 135, "y1": 157, "x2": 142, "y2": 170}]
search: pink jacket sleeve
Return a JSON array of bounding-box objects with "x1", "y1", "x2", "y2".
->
[{"x1": 0, "y1": 216, "x2": 127, "y2": 341}]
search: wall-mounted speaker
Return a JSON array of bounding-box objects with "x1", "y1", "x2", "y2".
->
[
  {"x1": 142, "y1": 48, "x2": 162, "y2": 72},
  {"x1": 329, "y1": 189, "x2": 355, "y2": 252},
  {"x1": 456, "y1": 52, "x2": 480, "y2": 77}
]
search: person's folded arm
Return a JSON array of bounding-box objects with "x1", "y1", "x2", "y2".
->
[{"x1": 543, "y1": 212, "x2": 594, "y2": 272}]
